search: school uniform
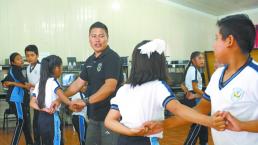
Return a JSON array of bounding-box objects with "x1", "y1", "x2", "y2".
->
[
  {"x1": 32, "y1": 77, "x2": 64, "y2": 145},
  {"x1": 203, "y1": 57, "x2": 258, "y2": 145},
  {"x1": 4, "y1": 65, "x2": 33, "y2": 145},
  {"x1": 26, "y1": 62, "x2": 41, "y2": 145},
  {"x1": 184, "y1": 66, "x2": 208, "y2": 145},
  {"x1": 71, "y1": 92, "x2": 88, "y2": 145},
  {"x1": 110, "y1": 80, "x2": 176, "y2": 145}
]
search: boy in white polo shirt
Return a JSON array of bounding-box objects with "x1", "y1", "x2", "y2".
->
[
  {"x1": 25, "y1": 44, "x2": 41, "y2": 145},
  {"x1": 144, "y1": 14, "x2": 258, "y2": 145}
]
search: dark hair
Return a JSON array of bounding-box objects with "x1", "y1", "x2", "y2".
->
[
  {"x1": 25, "y1": 44, "x2": 39, "y2": 55},
  {"x1": 89, "y1": 21, "x2": 109, "y2": 37},
  {"x1": 217, "y1": 14, "x2": 256, "y2": 54},
  {"x1": 38, "y1": 55, "x2": 62, "y2": 109},
  {"x1": 183, "y1": 51, "x2": 201, "y2": 81},
  {"x1": 9, "y1": 52, "x2": 20, "y2": 66},
  {"x1": 127, "y1": 40, "x2": 170, "y2": 87}
]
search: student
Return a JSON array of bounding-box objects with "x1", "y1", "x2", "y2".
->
[
  {"x1": 104, "y1": 39, "x2": 225, "y2": 145},
  {"x1": 30, "y1": 55, "x2": 71, "y2": 145},
  {"x1": 1, "y1": 52, "x2": 34, "y2": 145},
  {"x1": 71, "y1": 85, "x2": 88, "y2": 145},
  {"x1": 25, "y1": 44, "x2": 41, "y2": 145},
  {"x1": 144, "y1": 14, "x2": 258, "y2": 145},
  {"x1": 182, "y1": 51, "x2": 208, "y2": 145}
]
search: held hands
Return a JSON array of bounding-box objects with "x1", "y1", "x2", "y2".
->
[{"x1": 68, "y1": 99, "x2": 86, "y2": 112}]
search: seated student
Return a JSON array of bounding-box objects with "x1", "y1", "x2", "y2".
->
[
  {"x1": 1, "y1": 52, "x2": 34, "y2": 145},
  {"x1": 104, "y1": 39, "x2": 225, "y2": 145},
  {"x1": 71, "y1": 84, "x2": 88, "y2": 145}
]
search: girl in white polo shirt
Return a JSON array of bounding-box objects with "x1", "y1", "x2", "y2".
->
[
  {"x1": 30, "y1": 55, "x2": 71, "y2": 145},
  {"x1": 104, "y1": 39, "x2": 225, "y2": 145}
]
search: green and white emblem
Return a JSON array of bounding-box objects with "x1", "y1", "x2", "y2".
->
[{"x1": 97, "y1": 63, "x2": 102, "y2": 72}]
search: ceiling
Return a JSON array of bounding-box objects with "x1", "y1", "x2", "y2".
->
[{"x1": 168, "y1": 0, "x2": 258, "y2": 16}]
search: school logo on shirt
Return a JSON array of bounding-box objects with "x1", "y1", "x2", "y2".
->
[
  {"x1": 231, "y1": 88, "x2": 244, "y2": 102},
  {"x1": 97, "y1": 63, "x2": 102, "y2": 72}
]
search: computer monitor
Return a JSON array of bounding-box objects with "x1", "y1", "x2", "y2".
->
[
  {"x1": 169, "y1": 72, "x2": 184, "y2": 87},
  {"x1": 67, "y1": 57, "x2": 77, "y2": 68},
  {"x1": 61, "y1": 73, "x2": 78, "y2": 87}
]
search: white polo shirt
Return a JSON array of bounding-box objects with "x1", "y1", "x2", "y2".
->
[
  {"x1": 110, "y1": 80, "x2": 176, "y2": 138},
  {"x1": 26, "y1": 62, "x2": 41, "y2": 93},
  {"x1": 203, "y1": 58, "x2": 258, "y2": 145},
  {"x1": 185, "y1": 66, "x2": 202, "y2": 91},
  {"x1": 32, "y1": 77, "x2": 61, "y2": 111},
  {"x1": 71, "y1": 92, "x2": 87, "y2": 119}
]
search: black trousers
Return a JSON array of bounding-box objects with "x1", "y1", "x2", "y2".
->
[
  {"x1": 72, "y1": 115, "x2": 87, "y2": 145},
  {"x1": 9, "y1": 102, "x2": 33, "y2": 145},
  {"x1": 184, "y1": 124, "x2": 208, "y2": 145},
  {"x1": 33, "y1": 110, "x2": 41, "y2": 145},
  {"x1": 38, "y1": 111, "x2": 64, "y2": 145}
]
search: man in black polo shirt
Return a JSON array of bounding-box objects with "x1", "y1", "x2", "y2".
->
[{"x1": 65, "y1": 22, "x2": 122, "y2": 145}]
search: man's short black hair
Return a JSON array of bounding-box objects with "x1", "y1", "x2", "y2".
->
[
  {"x1": 25, "y1": 44, "x2": 39, "y2": 55},
  {"x1": 89, "y1": 21, "x2": 109, "y2": 37},
  {"x1": 217, "y1": 14, "x2": 256, "y2": 54}
]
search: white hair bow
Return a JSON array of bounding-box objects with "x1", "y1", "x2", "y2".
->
[{"x1": 137, "y1": 39, "x2": 166, "y2": 58}]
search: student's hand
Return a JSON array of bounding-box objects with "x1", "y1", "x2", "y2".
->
[
  {"x1": 129, "y1": 126, "x2": 147, "y2": 136},
  {"x1": 69, "y1": 99, "x2": 86, "y2": 112},
  {"x1": 210, "y1": 111, "x2": 226, "y2": 131},
  {"x1": 24, "y1": 83, "x2": 31, "y2": 90},
  {"x1": 50, "y1": 99, "x2": 61, "y2": 111},
  {"x1": 3, "y1": 81, "x2": 13, "y2": 87},
  {"x1": 2, "y1": 82, "x2": 8, "y2": 88},
  {"x1": 41, "y1": 108, "x2": 55, "y2": 114},
  {"x1": 222, "y1": 112, "x2": 242, "y2": 131},
  {"x1": 186, "y1": 92, "x2": 195, "y2": 100},
  {"x1": 142, "y1": 121, "x2": 164, "y2": 135}
]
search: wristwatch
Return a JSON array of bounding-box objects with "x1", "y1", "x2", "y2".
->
[{"x1": 83, "y1": 98, "x2": 90, "y2": 106}]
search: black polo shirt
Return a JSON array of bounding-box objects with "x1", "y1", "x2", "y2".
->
[{"x1": 80, "y1": 46, "x2": 123, "y2": 121}]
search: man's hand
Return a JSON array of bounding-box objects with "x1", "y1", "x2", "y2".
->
[{"x1": 69, "y1": 99, "x2": 86, "y2": 112}]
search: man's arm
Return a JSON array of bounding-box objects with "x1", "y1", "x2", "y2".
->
[
  {"x1": 88, "y1": 78, "x2": 117, "y2": 104},
  {"x1": 64, "y1": 77, "x2": 86, "y2": 97}
]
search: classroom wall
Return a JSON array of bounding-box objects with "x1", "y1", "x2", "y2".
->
[{"x1": 0, "y1": 0, "x2": 217, "y2": 64}]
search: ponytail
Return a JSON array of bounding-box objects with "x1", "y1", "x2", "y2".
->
[
  {"x1": 37, "y1": 55, "x2": 62, "y2": 109},
  {"x1": 183, "y1": 51, "x2": 201, "y2": 81}
]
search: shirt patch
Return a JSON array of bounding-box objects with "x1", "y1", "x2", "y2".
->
[
  {"x1": 231, "y1": 88, "x2": 244, "y2": 102},
  {"x1": 97, "y1": 63, "x2": 102, "y2": 72}
]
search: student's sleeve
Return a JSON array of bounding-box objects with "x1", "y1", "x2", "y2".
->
[
  {"x1": 104, "y1": 54, "x2": 121, "y2": 80},
  {"x1": 187, "y1": 67, "x2": 198, "y2": 83},
  {"x1": 79, "y1": 61, "x2": 88, "y2": 81},
  {"x1": 158, "y1": 81, "x2": 176, "y2": 108},
  {"x1": 13, "y1": 67, "x2": 27, "y2": 83},
  {"x1": 202, "y1": 75, "x2": 215, "y2": 102},
  {"x1": 53, "y1": 79, "x2": 62, "y2": 94},
  {"x1": 110, "y1": 87, "x2": 123, "y2": 111},
  {"x1": 32, "y1": 83, "x2": 39, "y2": 98}
]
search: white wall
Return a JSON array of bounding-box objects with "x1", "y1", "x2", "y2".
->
[{"x1": 0, "y1": 0, "x2": 217, "y2": 64}]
